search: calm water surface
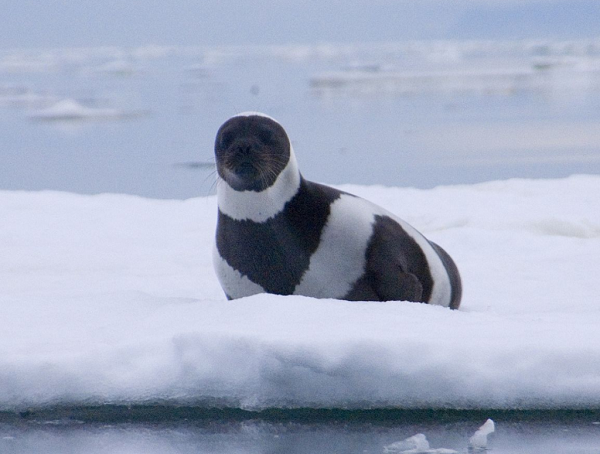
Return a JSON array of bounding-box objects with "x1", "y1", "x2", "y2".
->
[
  {"x1": 2, "y1": 42, "x2": 600, "y2": 198},
  {"x1": 1, "y1": 409, "x2": 600, "y2": 453}
]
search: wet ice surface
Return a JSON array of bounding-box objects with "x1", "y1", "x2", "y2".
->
[{"x1": 1, "y1": 412, "x2": 600, "y2": 454}]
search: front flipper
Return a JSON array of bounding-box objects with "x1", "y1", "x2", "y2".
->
[
  {"x1": 373, "y1": 266, "x2": 424, "y2": 302},
  {"x1": 344, "y1": 269, "x2": 423, "y2": 302}
]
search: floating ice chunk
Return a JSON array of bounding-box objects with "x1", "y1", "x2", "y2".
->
[
  {"x1": 383, "y1": 433, "x2": 458, "y2": 454},
  {"x1": 28, "y1": 98, "x2": 145, "y2": 121},
  {"x1": 468, "y1": 419, "x2": 495, "y2": 451},
  {"x1": 384, "y1": 433, "x2": 430, "y2": 453},
  {"x1": 29, "y1": 99, "x2": 115, "y2": 120}
]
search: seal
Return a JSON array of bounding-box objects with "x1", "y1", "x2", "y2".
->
[{"x1": 213, "y1": 112, "x2": 462, "y2": 309}]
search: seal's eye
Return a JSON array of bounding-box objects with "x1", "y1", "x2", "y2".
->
[{"x1": 220, "y1": 131, "x2": 234, "y2": 149}]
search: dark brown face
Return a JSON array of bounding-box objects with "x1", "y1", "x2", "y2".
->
[{"x1": 214, "y1": 115, "x2": 291, "y2": 192}]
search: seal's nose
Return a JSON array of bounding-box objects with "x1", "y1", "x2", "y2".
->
[
  {"x1": 236, "y1": 144, "x2": 253, "y2": 156},
  {"x1": 231, "y1": 136, "x2": 262, "y2": 160}
]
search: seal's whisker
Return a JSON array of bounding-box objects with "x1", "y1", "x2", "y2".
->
[{"x1": 206, "y1": 171, "x2": 221, "y2": 195}]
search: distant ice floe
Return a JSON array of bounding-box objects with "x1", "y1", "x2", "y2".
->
[
  {"x1": 383, "y1": 419, "x2": 495, "y2": 453},
  {"x1": 383, "y1": 433, "x2": 458, "y2": 453},
  {"x1": 28, "y1": 98, "x2": 147, "y2": 122},
  {"x1": 83, "y1": 59, "x2": 141, "y2": 76},
  {"x1": 307, "y1": 39, "x2": 600, "y2": 96},
  {"x1": 2, "y1": 38, "x2": 600, "y2": 92},
  {"x1": 311, "y1": 67, "x2": 539, "y2": 96},
  {"x1": 310, "y1": 59, "x2": 600, "y2": 96}
]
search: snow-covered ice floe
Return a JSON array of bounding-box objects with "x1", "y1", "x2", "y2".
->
[{"x1": 1, "y1": 175, "x2": 600, "y2": 411}]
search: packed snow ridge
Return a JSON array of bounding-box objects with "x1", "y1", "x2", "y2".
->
[{"x1": 1, "y1": 175, "x2": 600, "y2": 411}]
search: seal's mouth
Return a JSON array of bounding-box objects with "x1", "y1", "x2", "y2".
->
[
  {"x1": 223, "y1": 148, "x2": 262, "y2": 177},
  {"x1": 231, "y1": 159, "x2": 259, "y2": 178},
  {"x1": 220, "y1": 153, "x2": 268, "y2": 191}
]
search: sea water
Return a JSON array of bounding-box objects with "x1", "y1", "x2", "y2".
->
[
  {"x1": 1, "y1": 409, "x2": 599, "y2": 453},
  {"x1": 1, "y1": 41, "x2": 600, "y2": 199}
]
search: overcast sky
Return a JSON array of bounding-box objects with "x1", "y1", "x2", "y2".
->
[{"x1": 3, "y1": 0, "x2": 600, "y2": 49}]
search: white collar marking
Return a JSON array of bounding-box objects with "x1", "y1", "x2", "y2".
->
[{"x1": 217, "y1": 146, "x2": 301, "y2": 223}]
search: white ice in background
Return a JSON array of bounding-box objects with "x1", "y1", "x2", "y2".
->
[
  {"x1": 1, "y1": 175, "x2": 600, "y2": 411},
  {"x1": 28, "y1": 98, "x2": 144, "y2": 121},
  {"x1": 383, "y1": 433, "x2": 430, "y2": 453},
  {"x1": 383, "y1": 433, "x2": 458, "y2": 453},
  {"x1": 383, "y1": 420, "x2": 494, "y2": 454},
  {"x1": 1, "y1": 39, "x2": 600, "y2": 92},
  {"x1": 468, "y1": 419, "x2": 495, "y2": 451}
]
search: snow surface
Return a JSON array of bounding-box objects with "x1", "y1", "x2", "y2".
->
[{"x1": 1, "y1": 175, "x2": 600, "y2": 411}]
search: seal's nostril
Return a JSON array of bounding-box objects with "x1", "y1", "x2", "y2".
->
[{"x1": 236, "y1": 145, "x2": 252, "y2": 155}]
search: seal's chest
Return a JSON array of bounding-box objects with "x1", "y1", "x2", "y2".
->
[
  {"x1": 214, "y1": 202, "x2": 372, "y2": 299},
  {"x1": 215, "y1": 214, "x2": 316, "y2": 295}
]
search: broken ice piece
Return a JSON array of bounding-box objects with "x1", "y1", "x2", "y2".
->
[
  {"x1": 384, "y1": 433, "x2": 430, "y2": 453},
  {"x1": 468, "y1": 419, "x2": 495, "y2": 451},
  {"x1": 383, "y1": 433, "x2": 458, "y2": 454}
]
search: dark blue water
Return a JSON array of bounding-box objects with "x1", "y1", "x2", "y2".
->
[{"x1": 1, "y1": 408, "x2": 600, "y2": 453}]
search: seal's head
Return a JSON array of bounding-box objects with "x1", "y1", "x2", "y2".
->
[{"x1": 215, "y1": 113, "x2": 291, "y2": 192}]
